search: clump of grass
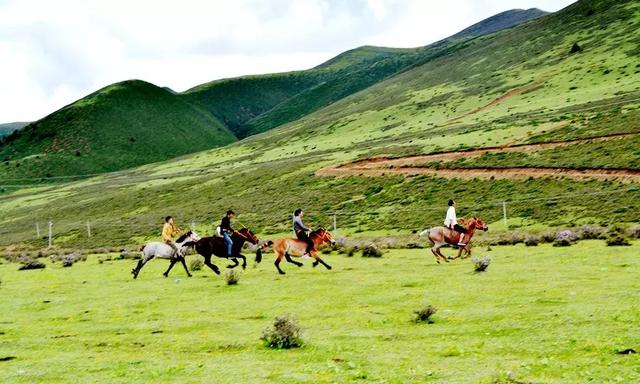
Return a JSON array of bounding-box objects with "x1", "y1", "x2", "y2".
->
[
  {"x1": 189, "y1": 257, "x2": 204, "y2": 271},
  {"x1": 362, "y1": 244, "x2": 383, "y2": 258},
  {"x1": 606, "y1": 226, "x2": 630, "y2": 247},
  {"x1": 629, "y1": 226, "x2": 640, "y2": 239},
  {"x1": 577, "y1": 225, "x2": 604, "y2": 240},
  {"x1": 18, "y1": 259, "x2": 46, "y2": 271},
  {"x1": 261, "y1": 314, "x2": 303, "y2": 349},
  {"x1": 524, "y1": 235, "x2": 539, "y2": 247},
  {"x1": 413, "y1": 305, "x2": 438, "y2": 324},
  {"x1": 60, "y1": 252, "x2": 85, "y2": 268},
  {"x1": 472, "y1": 256, "x2": 491, "y2": 272},
  {"x1": 539, "y1": 232, "x2": 555, "y2": 243},
  {"x1": 553, "y1": 230, "x2": 578, "y2": 247},
  {"x1": 225, "y1": 269, "x2": 240, "y2": 285}
]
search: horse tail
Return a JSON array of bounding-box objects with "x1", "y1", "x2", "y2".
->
[
  {"x1": 256, "y1": 240, "x2": 274, "y2": 264},
  {"x1": 418, "y1": 228, "x2": 430, "y2": 237}
]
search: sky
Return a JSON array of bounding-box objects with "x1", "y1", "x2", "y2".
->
[{"x1": 0, "y1": 0, "x2": 576, "y2": 123}]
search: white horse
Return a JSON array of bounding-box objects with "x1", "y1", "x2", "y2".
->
[{"x1": 131, "y1": 231, "x2": 201, "y2": 279}]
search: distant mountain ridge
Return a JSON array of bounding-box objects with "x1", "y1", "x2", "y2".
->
[
  {"x1": 0, "y1": 7, "x2": 552, "y2": 180},
  {"x1": 0, "y1": 122, "x2": 29, "y2": 138}
]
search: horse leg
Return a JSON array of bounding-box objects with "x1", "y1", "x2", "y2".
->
[
  {"x1": 179, "y1": 257, "x2": 192, "y2": 277},
  {"x1": 132, "y1": 255, "x2": 152, "y2": 279},
  {"x1": 430, "y1": 247, "x2": 441, "y2": 264},
  {"x1": 435, "y1": 244, "x2": 449, "y2": 263},
  {"x1": 237, "y1": 254, "x2": 247, "y2": 269},
  {"x1": 274, "y1": 252, "x2": 286, "y2": 275},
  {"x1": 203, "y1": 255, "x2": 220, "y2": 275},
  {"x1": 163, "y1": 258, "x2": 177, "y2": 277},
  {"x1": 285, "y1": 252, "x2": 303, "y2": 267},
  {"x1": 311, "y1": 253, "x2": 332, "y2": 270},
  {"x1": 227, "y1": 257, "x2": 240, "y2": 269}
]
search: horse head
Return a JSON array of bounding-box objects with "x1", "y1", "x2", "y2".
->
[
  {"x1": 238, "y1": 227, "x2": 260, "y2": 245},
  {"x1": 313, "y1": 227, "x2": 336, "y2": 246},
  {"x1": 471, "y1": 217, "x2": 489, "y2": 232}
]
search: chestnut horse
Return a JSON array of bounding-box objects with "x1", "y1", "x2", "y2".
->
[
  {"x1": 184, "y1": 228, "x2": 261, "y2": 276},
  {"x1": 262, "y1": 228, "x2": 335, "y2": 274},
  {"x1": 420, "y1": 217, "x2": 488, "y2": 263}
]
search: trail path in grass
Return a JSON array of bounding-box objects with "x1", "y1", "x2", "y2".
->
[{"x1": 317, "y1": 132, "x2": 640, "y2": 182}]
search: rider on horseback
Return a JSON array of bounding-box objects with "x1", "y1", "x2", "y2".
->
[
  {"x1": 220, "y1": 210, "x2": 236, "y2": 257},
  {"x1": 162, "y1": 216, "x2": 183, "y2": 258},
  {"x1": 293, "y1": 208, "x2": 314, "y2": 257},
  {"x1": 444, "y1": 200, "x2": 467, "y2": 247}
]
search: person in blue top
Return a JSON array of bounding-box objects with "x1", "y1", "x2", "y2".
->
[
  {"x1": 220, "y1": 210, "x2": 235, "y2": 257},
  {"x1": 293, "y1": 208, "x2": 313, "y2": 257}
]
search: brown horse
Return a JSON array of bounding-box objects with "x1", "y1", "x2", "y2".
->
[
  {"x1": 421, "y1": 217, "x2": 488, "y2": 263},
  {"x1": 263, "y1": 228, "x2": 335, "y2": 274}
]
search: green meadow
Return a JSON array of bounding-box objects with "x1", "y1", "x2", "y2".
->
[{"x1": 1, "y1": 242, "x2": 638, "y2": 383}]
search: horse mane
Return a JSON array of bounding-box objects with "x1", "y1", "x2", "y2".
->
[
  {"x1": 175, "y1": 231, "x2": 192, "y2": 243},
  {"x1": 309, "y1": 228, "x2": 325, "y2": 238}
]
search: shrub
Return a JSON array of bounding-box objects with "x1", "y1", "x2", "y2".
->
[
  {"x1": 413, "y1": 305, "x2": 438, "y2": 323},
  {"x1": 629, "y1": 226, "x2": 640, "y2": 239},
  {"x1": 554, "y1": 230, "x2": 578, "y2": 247},
  {"x1": 61, "y1": 253, "x2": 84, "y2": 267},
  {"x1": 362, "y1": 244, "x2": 383, "y2": 258},
  {"x1": 509, "y1": 231, "x2": 525, "y2": 245},
  {"x1": 18, "y1": 259, "x2": 46, "y2": 270},
  {"x1": 524, "y1": 235, "x2": 539, "y2": 247},
  {"x1": 577, "y1": 225, "x2": 604, "y2": 240},
  {"x1": 540, "y1": 232, "x2": 555, "y2": 243},
  {"x1": 225, "y1": 269, "x2": 240, "y2": 285},
  {"x1": 472, "y1": 256, "x2": 491, "y2": 272},
  {"x1": 261, "y1": 314, "x2": 303, "y2": 349},
  {"x1": 606, "y1": 226, "x2": 631, "y2": 247},
  {"x1": 189, "y1": 257, "x2": 204, "y2": 271}
]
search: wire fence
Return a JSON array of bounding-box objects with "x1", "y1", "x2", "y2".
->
[{"x1": 2, "y1": 185, "x2": 637, "y2": 249}]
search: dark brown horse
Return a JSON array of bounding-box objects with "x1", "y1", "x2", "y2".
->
[
  {"x1": 173, "y1": 228, "x2": 260, "y2": 276},
  {"x1": 421, "y1": 217, "x2": 488, "y2": 263}
]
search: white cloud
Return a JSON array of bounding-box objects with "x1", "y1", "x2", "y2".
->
[{"x1": 0, "y1": 0, "x2": 576, "y2": 122}]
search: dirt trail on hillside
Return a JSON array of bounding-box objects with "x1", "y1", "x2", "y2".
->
[
  {"x1": 448, "y1": 82, "x2": 543, "y2": 122},
  {"x1": 317, "y1": 132, "x2": 640, "y2": 182}
]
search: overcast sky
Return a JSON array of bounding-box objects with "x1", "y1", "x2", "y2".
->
[{"x1": 0, "y1": 0, "x2": 576, "y2": 123}]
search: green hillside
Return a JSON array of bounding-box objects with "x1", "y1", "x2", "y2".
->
[
  {"x1": 0, "y1": 121, "x2": 29, "y2": 138},
  {"x1": 2, "y1": 0, "x2": 640, "y2": 249},
  {"x1": 0, "y1": 80, "x2": 235, "y2": 180},
  {"x1": 185, "y1": 9, "x2": 548, "y2": 138}
]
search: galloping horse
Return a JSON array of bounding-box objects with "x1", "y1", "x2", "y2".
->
[
  {"x1": 187, "y1": 228, "x2": 261, "y2": 276},
  {"x1": 131, "y1": 231, "x2": 201, "y2": 279},
  {"x1": 263, "y1": 228, "x2": 335, "y2": 275},
  {"x1": 420, "y1": 218, "x2": 488, "y2": 263}
]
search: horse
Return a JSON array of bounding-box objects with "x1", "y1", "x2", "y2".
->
[
  {"x1": 186, "y1": 228, "x2": 261, "y2": 276},
  {"x1": 261, "y1": 228, "x2": 335, "y2": 275},
  {"x1": 420, "y1": 217, "x2": 488, "y2": 263},
  {"x1": 131, "y1": 231, "x2": 201, "y2": 279}
]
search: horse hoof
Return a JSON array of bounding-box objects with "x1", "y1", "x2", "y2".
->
[
  {"x1": 163, "y1": 273, "x2": 168, "y2": 278},
  {"x1": 188, "y1": 274, "x2": 192, "y2": 278},
  {"x1": 278, "y1": 271, "x2": 286, "y2": 275},
  {"x1": 326, "y1": 265, "x2": 332, "y2": 270}
]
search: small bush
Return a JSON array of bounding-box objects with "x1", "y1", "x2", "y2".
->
[
  {"x1": 225, "y1": 269, "x2": 240, "y2": 285},
  {"x1": 190, "y1": 257, "x2": 204, "y2": 271},
  {"x1": 261, "y1": 314, "x2": 303, "y2": 349},
  {"x1": 61, "y1": 253, "x2": 84, "y2": 267},
  {"x1": 413, "y1": 305, "x2": 438, "y2": 323},
  {"x1": 524, "y1": 235, "x2": 539, "y2": 247},
  {"x1": 539, "y1": 232, "x2": 555, "y2": 243},
  {"x1": 472, "y1": 256, "x2": 491, "y2": 272},
  {"x1": 606, "y1": 226, "x2": 631, "y2": 247},
  {"x1": 554, "y1": 230, "x2": 578, "y2": 247},
  {"x1": 628, "y1": 226, "x2": 640, "y2": 239},
  {"x1": 577, "y1": 225, "x2": 604, "y2": 240},
  {"x1": 362, "y1": 244, "x2": 383, "y2": 258},
  {"x1": 18, "y1": 259, "x2": 46, "y2": 270}
]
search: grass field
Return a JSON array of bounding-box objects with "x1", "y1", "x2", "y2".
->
[{"x1": 1, "y1": 241, "x2": 638, "y2": 383}]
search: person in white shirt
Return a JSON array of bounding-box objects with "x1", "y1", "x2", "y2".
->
[{"x1": 444, "y1": 199, "x2": 467, "y2": 247}]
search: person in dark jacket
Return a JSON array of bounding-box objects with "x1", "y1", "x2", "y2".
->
[
  {"x1": 220, "y1": 210, "x2": 235, "y2": 257},
  {"x1": 293, "y1": 208, "x2": 313, "y2": 257}
]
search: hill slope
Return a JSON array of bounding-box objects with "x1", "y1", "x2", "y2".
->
[
  {"x1": 185, "y1": 8, "x2": 548, "y2": 138},
  {"x1": 0, "y1": 122, "x2": 29, "y2": 138},
  {"x1": 0, "y1": 80, "x2": 235, "y2": 180},
  {"x1": 3, "y1": 0, "x2": 640, "y2": 249}
]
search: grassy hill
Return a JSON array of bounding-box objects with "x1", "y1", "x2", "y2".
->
[
  {"x1": 186, "y1": 9, "x2": 548, "y2": 138},
  {"x1": 1, "y1": 0, "x2": 639, "y2": 249},
  {"x1": 0, "y1": 122, "x2": 29, "y2": 138},
  {"x1": 0, "y1": 80, "x2": 235, "y2": 180}
]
